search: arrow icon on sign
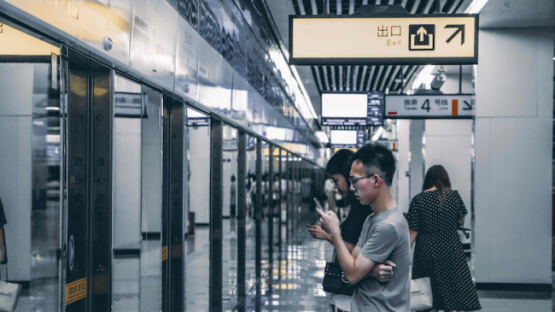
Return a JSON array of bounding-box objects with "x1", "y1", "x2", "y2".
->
[
  {"x1": 445, "y1": 24, "x2": 465, "y2": 45},
  {"x1": 463, "y1": 100, "x2": 472, "y2": 110},
  {"x1": 417, "y1": 27, "x2": 427, "y2": 41}
]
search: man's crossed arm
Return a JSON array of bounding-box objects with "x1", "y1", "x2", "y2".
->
[{"x1": 317, "y1": 208, "x2": 395, "y2": 284}]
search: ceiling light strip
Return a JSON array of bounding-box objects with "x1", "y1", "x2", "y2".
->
[
  {"x1": 353, "y1": 66, "x2": 360, "y2": 91},
  {"x1": 399, "y1": 66, "x2": 414, "y2": 89},
  {"x1": 296, "y1": 0, "x2": 306, "y2": 15},
  {"x1": 322, "y1": 66, "x2": 331, "y2": 90},
  {"x1": 366, "y1": 65, "x2": 376, "y2": 90},
  {"x1": 359, "y1": 66, "x2": 368, "y2": 91},
  {"x1": 423, "y1": 0, "x2": 435, "y2": 13},
  {"x1": 331, "y1": 66, "x2": 337, "y2": 91},
  {"x1": 290, "y1": 65, "x2": 318, "y2": 118},
  {"x1": 338, "y1": 66, "x2": 344, "y2": 91},
  {"x1": 310, "y1": 0, "x2": 318, "y2": 14},
  {"x1": 346, "y1": 66, "x2": 352, "y2": 91},
  {"x1": 313, "y1": 66, "x2": 324, "y2": 91},
  {"x1": 410, "y1": 0, "x2": 422, "y2": 13},
  {"x1": 406, "y1": 65, "x2": 421, "y2": 92},
  {"x1": 465, "y1": 0, "x2": 489, "y2": 13},
  {"x1": 448, "y1": 0, "x2": 463, "y2": 13},
  {"x1": 393, "y1": 65, "x2": 411, "y2": 90},
  {"x1": 379, "y1": 65, "x2": 393, "y2": 91},
  {"x1": 372, "y1": 66, "x2": 384, "y2": 91},
  {"x1": 386, "y1": 66, "x2": 401, "y2": 90}
]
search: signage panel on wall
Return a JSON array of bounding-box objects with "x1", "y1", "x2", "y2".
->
[
  {"x1": 6, "y1": 0, "x2": 131, "y2": 64},
  {"x1": 290, "y1": 14, "x2": 478, "y2": 65},
  {"x1": 330, "y1": 130, "x2": 366, "y2": 148},
  {"x1": 186, "y1": 108, "x2": 211, "y2": 126},
  {"x1": 130, "y1": 0, "x2": 178, "y2": 90},
  {"x1": 114, "y1": 92, "x2": 144, "y2": 118},
  {"x1": 385, "y1": 94, "x2": 475, "y2": 118},
  {"x1": 175, "y1": 17, "x2": 200, "y2": 100},
  {"x1": 322, "y1": 91, "x2": 384, "y2": 127}
]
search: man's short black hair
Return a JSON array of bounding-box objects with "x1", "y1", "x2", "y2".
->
[{"x1": 351, "y1": 143, "x2": 396, "y2": 186}]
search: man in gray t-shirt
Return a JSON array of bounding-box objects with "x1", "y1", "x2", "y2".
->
[
  {"x1": 352, "y1": 208, "x2": 410, "y2": 312},
  {"x1": 318, "y1": 144, "x2": 411, "y2": 312}
]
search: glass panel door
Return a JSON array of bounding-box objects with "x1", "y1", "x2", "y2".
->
[
  {"x1": 140, "y1": 86, "x2": 164, "y2": 312},
  {"x1": 111, "y1": 75, "x2": 143, "y2": 311},
  {"x1": 184, "y1": 107, "x2": 211, "y2": 311},
  {"x1": 0, "y1": 22, "x2": 62, "y2": 312},
  {"x1": 111, "y1": 78, "x2": 164, "y2": 312},
  {"x1": 222, "y1": 124, "x2": 238, "y2": 310}
]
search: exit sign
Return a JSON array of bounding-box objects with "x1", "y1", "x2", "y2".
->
[{"x1": 289, "y1": 14, "x2": 478, "y2": 65}]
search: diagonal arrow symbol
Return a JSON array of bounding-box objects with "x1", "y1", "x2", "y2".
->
[
  {"x1": 463, "y1": 100, "x2": 473, "y2": 110},
  {"x1": 445, "y1": 24, "x2": 465, "y2": 45}
]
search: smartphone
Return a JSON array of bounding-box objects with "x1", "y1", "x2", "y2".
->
[{"x1": 313, "y1": 197, "x2": 326, "y2": 212}]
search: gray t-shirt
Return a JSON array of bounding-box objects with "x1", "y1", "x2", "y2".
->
[{"x1": 351, "y1": 207, "x2": 411, "y2": 312}]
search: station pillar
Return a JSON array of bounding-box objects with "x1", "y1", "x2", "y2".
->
[{"x1": 474, "y1": 27, "x2": 554, "y2": 289}]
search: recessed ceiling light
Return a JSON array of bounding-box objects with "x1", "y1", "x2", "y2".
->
[{"x1": 465, "y1": 0, "x2": 489, "y2": 14}]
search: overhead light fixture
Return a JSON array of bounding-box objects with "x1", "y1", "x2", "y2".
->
[
  {"x1": 372, "y1": 127, "x2": 384, "y2": 141},
  {"x1": 291, "y1": 65, "x2": 318, "y2": 120},
  {"x1": 465, "y1": 0, "x2": 489, "y2": 14},
  {"x1": 411, "y1": 65, "x2": 435, "y2": 90},
  {"x1": 430, "y1": 67, "x2": 446, "y2": 90},
  {"x1": 315, "y1": 131, "x2": 329, "y2": 143}
]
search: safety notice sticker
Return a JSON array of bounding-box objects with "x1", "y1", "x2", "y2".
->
[{"x1": 66, "y1": 277, "x2": 87, "y2": 305}]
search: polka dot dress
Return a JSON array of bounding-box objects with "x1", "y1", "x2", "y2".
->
[{"x1": 407, "y1": 189, "x2": 481, "y2": 311}]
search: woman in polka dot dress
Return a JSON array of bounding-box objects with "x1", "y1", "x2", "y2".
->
[{"x1": 407, "y1": 165, "x2": 481, "y2": 312}]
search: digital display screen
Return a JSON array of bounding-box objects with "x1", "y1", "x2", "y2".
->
[
  {"x1": 322, "y1": 93, "x2": 368, "y2": 118},
  {"x1": 330, "y1": 130, "x2": 366, "y2": 148},
  {"x1": 321, "y1": 91, "x2": 384, "y2": 127}
]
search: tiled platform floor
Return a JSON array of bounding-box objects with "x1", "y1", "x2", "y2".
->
[{"x1": 8, "y1": 209, "x2": 555, "y2": 312}]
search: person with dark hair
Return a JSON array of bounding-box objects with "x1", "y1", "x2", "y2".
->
[
  {"x1": 310, "y1": 148, "x2": 394, "y2": 312},
  {"x1": 318, "y1": 143, "x2": 410, "y2": 312},
  {"x1": 407, "y1": 165, "x2": 481, "y2": 312},
  {"x1": 0, "y1": 198, "x2": 7, "y2": 266},
  {"x1": 230, "y1": 175, "x2": 237, "y2": 218}
]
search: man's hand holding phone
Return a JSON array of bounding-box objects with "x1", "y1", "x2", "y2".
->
[{"x1": 316, "y1": 206, "x2": 340, "y2": 237}]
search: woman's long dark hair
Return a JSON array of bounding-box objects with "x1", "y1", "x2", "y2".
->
[
  {"x1": 325, "y1": 149, "x2": 354, "y2": 190},
  {"x1": 422, "y1": 165, "x2": 451, "y2": 204}
]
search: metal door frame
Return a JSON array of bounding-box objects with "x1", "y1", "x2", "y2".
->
[{"x1": 62, "y1": 47, "x2": 114, "y2": 312}]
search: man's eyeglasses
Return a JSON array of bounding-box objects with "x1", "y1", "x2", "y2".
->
[{"x1": 349, "y1": 174, "x2": 385, "y2": 188}]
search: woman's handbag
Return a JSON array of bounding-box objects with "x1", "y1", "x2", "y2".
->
[
  {"x1": 455, "y1": 192, "x2": 472, "y2": 258},
  {"x1": 457, "y1": 227, "x2": 472, "y2": 258},
  {"x1": 0, "y1": 266, "x2": 22, "y2": 312},
  {"x1": 410, "y1": 276, "x2": 433, "y2": 311},
  {"x1": 322, "y1": 261, "x2": 355, "y2": 296},
  {"x1": 410, "y1": 243, "x2": 433, "y2": 311}
]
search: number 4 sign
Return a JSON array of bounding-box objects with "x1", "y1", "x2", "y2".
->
[{"x1": 385, "y1": 94, "x2": 475, "y2": 119}]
